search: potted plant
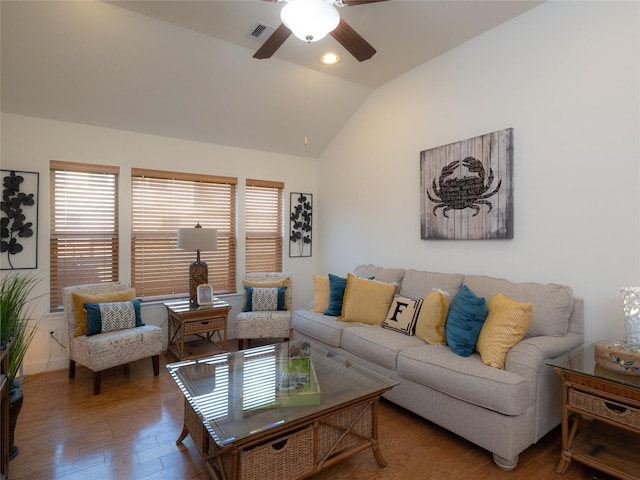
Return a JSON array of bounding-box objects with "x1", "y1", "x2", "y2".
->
[{"x1": 0, "y1": 272, "x2": 41, "y2": 460}]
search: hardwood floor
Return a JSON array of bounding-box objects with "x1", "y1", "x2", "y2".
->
[{"x1": 9, "y1": 344, "x2": 616, "y2": 480}]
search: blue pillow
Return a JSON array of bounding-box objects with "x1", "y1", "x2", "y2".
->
[
  {"x1": 244, "y1": 286, "x2": 287, "y2": 312},
  {"x1": 445, "y1": 286, "x2": 488, "y2": 357},
  {"x1": 325, "y1": 274, "x2": 347, "y2": 316},
  {"x1": 84, "y1": 299, "x2": 144, "y2": 336}
]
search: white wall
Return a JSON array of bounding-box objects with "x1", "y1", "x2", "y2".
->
[
  {"x1": 317, "y1": 1, "x2": 640, "y2": 342},
  {"x1": 0, "y1": 113, "x2": 318, "y2": 374}
]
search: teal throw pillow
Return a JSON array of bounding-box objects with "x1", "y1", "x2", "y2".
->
[
  {"x1": 84, "y1": 299, "x2": 144, "y2": 336},
  {"x1": 325, "y1": 274, "x2": 347, "y2": 316},
  {"x1": 244, "y1": 286, "x2": 287, "y2": 312},
  {"x1": 445, "y1": 286, "x2": 488, "y2": 357}
]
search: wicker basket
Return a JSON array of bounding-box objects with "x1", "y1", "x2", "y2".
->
[
  {"x1": 222, "y1": 426, "x2": 315, "y2": 480},
  {"x1": 569, "y1": 389, "x2": 640, "y2": 430}
]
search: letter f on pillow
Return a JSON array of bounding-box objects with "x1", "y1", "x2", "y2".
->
[{"x1": 389, "y1": 301, "x2": 409, "y2": 323}]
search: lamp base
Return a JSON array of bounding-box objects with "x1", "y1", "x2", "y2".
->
[{"x1": 189, "y1": 260, "x2": 208, "y2": 307}]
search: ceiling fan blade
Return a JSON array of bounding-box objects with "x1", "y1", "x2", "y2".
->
[
  {"x1": 330, "y1": 18, "x2": 376, "y2": 62},
  {"x1": 253, "y1": 23, "x2": 292, "y2": 59}
]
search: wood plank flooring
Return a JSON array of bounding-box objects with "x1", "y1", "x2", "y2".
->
[{"x1": 9, "y1": 344, "x2": 616, "y2": 480}]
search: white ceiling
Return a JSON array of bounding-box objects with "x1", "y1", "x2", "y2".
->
[{"x1": 1, "y1": 0, "x2": 543, "y2": 158}]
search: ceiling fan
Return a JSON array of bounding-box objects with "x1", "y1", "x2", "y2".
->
[{"x1": 253, "y1": 0, "x2": 387, "y2": 62}]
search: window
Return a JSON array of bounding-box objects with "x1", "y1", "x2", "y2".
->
[
  {"x1": 245, "y1": 179, "x2": 284, "y2": 273},
  {"x1": 50, "y1": 161, "x2": 119, "y2": 311},
  {"x1": 131, "y1": 169, "x2": 237, "y2": 299}
]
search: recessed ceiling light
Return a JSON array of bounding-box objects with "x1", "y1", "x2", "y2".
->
[{"x1": 320, "y1": 53, "x2": 340, "y2": 65}]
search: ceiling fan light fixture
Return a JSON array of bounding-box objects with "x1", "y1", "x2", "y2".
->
[{"x1": 281, "y1": 0, "x2": 340, "y2": 43}]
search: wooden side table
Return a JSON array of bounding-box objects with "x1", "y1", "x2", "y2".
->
[
  {"x1": 164, "y1": 298, "x2": 231, "y2": 361},
  {"x1": 548, "y1": 343, "x2": 640, "y2": 480}
]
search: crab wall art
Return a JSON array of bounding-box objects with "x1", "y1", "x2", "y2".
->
[{"x1": 420, "y1": 128, "x2": 513, "y2": 240}]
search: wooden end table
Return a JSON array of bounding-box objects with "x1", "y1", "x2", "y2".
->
[
  {"x1": 164, "y1": 298, "x2": 231, "y2": 361},
  {"x1": 547, "y1": 343, "x2": 640, "y2": 480}
]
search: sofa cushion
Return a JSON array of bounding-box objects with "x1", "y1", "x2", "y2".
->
[
  {"x1": 415, "y1": 289, "x2": 450, "y2": 346},
  {"x1": 292, "y1": 310, "x2": 356, "y2": 347},
  {"x1": 341, "y1": 325, "x2": 425, "y2": 371},
  {"x1": 397, "y1": 345, "x2": 531, "y2": 416},
  {"x1": 398, "y1": 269, "x2": 464, "y2": 299},
  {"x1": 353, "y1": 264, "x2": 405, "y2": 287},
  {"x1": 382, "y1": 294, "x2": 423, "y2": 335},
  {"x1": 463, "y1": 275, "x2": 573, "y2": 338},
  {"x1": 310, "y1": 274, "x2": 330, "y2": 313},
  {"x1": 325, "y1": 274, "x2": 347, "y2": 316},
  {"x1": 338, "y1": 273, "x2": 398, "y2": 325},
  {"x1": 477, "y1": 293, "x2": 533, "y2": 369},
  {"x1": 445, "y1": 286, "x2": 488, "y2": 357}
]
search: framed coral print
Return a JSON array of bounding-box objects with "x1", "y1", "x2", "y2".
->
[
  {"x1": 420, "y1": 128, "x2": 513, "y2": 240},
  {"x1": 289, "y1": 192, "x2": 312, "y2": 257},
  {"x1": 197, "y1": 284, "x2": 214, "y2": 306},
  {"x1": 1, "y1": 170, "x2": 39, "y2": 269}
]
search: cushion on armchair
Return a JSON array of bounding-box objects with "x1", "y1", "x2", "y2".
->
[
  {"x1": 243, "y1": 276, "x2": 291, "y2": 310},
  {"x1": 71, "y1": 288, "x2": 137, "y2": 336},
  {"x1": 243, "y1": 286, "x2": 287, "y2": 312},
  {"x1": 84, "y1": 299, "x2": 144, "y2": 336}
]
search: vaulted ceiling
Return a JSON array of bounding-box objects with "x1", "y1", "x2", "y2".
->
[{"x1": 1, "y1": 1, "x2": 542, "y2": 158}]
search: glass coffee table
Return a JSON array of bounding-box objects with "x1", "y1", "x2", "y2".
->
[{"x1": 167, "y1": 340, "x2": 398, "y2": 480}]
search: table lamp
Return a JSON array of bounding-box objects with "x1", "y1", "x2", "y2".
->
[{"x1": 177, "y1": 223, "x2": 217, "y2": 306}]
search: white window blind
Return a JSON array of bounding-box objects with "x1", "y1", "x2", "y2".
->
[
  {"x1": 245, "y1": 179, "x2": 284, "y2": 273},
  {"x1": 131, "y1": 169, "x2": 237, "y2": 299},
  {"x1": 50, "y1": 161, "x2": 119, "y2": 311}
]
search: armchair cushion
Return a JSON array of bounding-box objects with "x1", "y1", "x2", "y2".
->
[
  {"x1": 85, "y1": 299, "x2": 143, "y2": 336},
  {"x1": 243, "y1": 286, "x2": 287, "y2": 312},
  {"x1": 243, "y1": 276, "x2": 292, "y2": 310},
  {"x1": 71, "y1": 288, "x2": 137, "y2": 336}
]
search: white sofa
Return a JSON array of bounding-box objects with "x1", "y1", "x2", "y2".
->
[{"x1": 292, "y1": 264, "x2": 584, "y2": 470}]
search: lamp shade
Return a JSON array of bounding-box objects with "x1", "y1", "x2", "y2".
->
[
  {"x1": 281, "y1": 0, "x2": 340, "y2": 43},
  {"x1": 177, "y1": 227, "x2": 217, "y2": 252}
]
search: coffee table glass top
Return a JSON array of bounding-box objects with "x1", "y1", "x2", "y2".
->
[
  {"x1": 546, "y1": 342, "x2": 640, "y2": 389},
  {"x1": 167, "y1": 340, "x2": 398, "y2": 446}
]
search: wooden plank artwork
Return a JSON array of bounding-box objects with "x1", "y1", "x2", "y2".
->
[{"x1": 420, "y1": 128, "x2": 513, "y2": 240}]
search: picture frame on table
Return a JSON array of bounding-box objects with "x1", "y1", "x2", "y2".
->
[{"x1": 197, "y1": 284, "x2": 213, "y2": 306}]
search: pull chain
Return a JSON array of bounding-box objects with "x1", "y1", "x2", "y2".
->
[{"x1": 304, "y1": 41, "x2": 309, "y2": 146}]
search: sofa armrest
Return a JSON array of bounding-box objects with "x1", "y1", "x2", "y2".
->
[{"x1": 505, "y1": 332, "x2": 584, "y2": 385}]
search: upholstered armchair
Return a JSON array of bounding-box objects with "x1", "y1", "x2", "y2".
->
[
  {"x1": 62, "y1": 282, "x2": 163, "y2": 394},
  {"x1": 236, "y1": 272, "x2": 292, "y2": 350}
]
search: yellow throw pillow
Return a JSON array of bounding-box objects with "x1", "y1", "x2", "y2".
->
[
  {"x1": 338, "y1": 273, "x2": 397, "y2": 325},
  {"x1": 476, "y1": 293, "x2": 533, "y2": 369},
  {"x1": 242, "y1": 277, "x2": 291, "y2": 311},
  {"x1": 71, "y1": 288, "x2": 137, "y2": 336},
  {"x1": 310, "y1": 274, "x2": 330, "y2": 313},
  {"x1": 415, "y1": 289, "x2": 450, "y2": 346}
]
